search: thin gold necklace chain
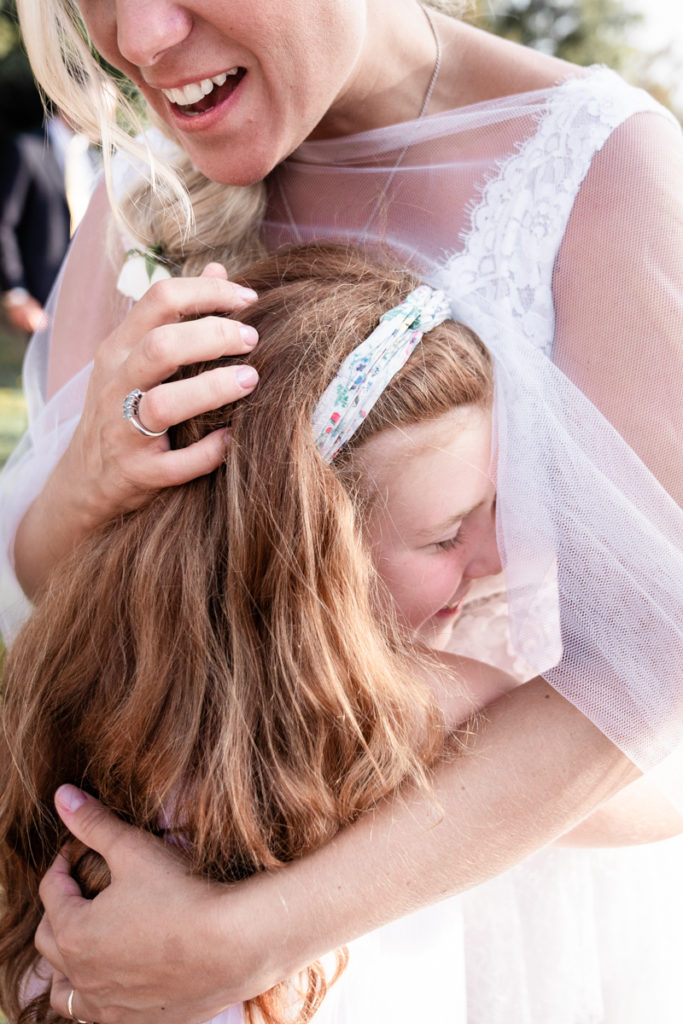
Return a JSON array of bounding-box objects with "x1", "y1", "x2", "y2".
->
[{"x1": 277, "y1": 3, "x2": 442, "y2": 244}]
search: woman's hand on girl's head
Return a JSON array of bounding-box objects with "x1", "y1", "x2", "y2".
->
[
  {"x1": 72, "y1": 261, "x2": 260, "y2": 511},
  {"x1": 13, "y1": 265, "x2": 260, "y2": 601}
]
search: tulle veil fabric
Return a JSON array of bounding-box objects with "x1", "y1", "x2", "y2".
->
[
  {"x1": 266, "y1": 65, "x2": 683, "y2": 801},
  {"x1": 1, "y1": 66, "x2": 682, "y2": 801},
  {"x1": 1, "y1": 61, "x2": 683, "y2": 1024}
]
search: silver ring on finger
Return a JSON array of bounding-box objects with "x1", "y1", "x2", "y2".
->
[
  {"x1": 122, "y1": 387, "x2": 168, "y2": 438},
  {"x1": 67, "y1": 987, "x2": 90, "y2": 1024}
]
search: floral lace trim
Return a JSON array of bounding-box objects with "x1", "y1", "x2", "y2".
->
[{"x1": 442, "y1": 67, "x2": 670, "y2": 356}]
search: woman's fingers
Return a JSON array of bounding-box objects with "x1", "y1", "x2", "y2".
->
[
  {"x1": 141, "y1": 429, "x2": 232, "y2": 488},
  {"x1": 131, "y1": 365, "x2": 258, "y2": 437},
  {"x1": 199, "y1": 261, "x2": 229, "y2": 280},
  {"x1": 49, "y1": 973, "x2": 88, "y2": 1024},
  {"x1": 33, "y1": 787, "x2": 244, "y2": 1024},
  {"x1": 34, "y1": 911, "x2": 67, "y2": 978},
  {"x1": 116, "y1": 276, "x2": 258, "y2": 357},
  {"x1": 124, "y1": 315, "x2": 259, "y2": 392}
]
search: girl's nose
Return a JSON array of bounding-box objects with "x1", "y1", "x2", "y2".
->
[
  {"x1": 116, "y1": 0, "x2": 193, "y2": 67},
  {"x1": 464, "y1": 521, "x2": 503, "y2": 581}
]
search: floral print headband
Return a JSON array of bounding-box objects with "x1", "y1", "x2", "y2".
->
[{"x1": 312, "y1": 285, "x2": 452, "y2": 462}]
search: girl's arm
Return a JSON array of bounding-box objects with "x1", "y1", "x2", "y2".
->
[{"x1": 37, "y1": 678, "x2": 638, "y2": 1024}]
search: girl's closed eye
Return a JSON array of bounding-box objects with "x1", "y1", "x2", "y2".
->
[{"x1": 434, "y1": 530, "x2": 463, "y2": 552}]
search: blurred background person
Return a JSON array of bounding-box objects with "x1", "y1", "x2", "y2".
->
[{"x1": 0, "y1": 68, "x2": 70, "y2": 334}]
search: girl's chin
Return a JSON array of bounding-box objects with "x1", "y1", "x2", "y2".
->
[{"x1": 418, "y1": 623, "x2": 457, "y2": 653}]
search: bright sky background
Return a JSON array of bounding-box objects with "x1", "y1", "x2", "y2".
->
[
  {"x1": 628, "y1": 0, "x2": 683, "y2": 51},
  {"x1": 625, "y1": 0, "x2": 683, "y2": 103}
]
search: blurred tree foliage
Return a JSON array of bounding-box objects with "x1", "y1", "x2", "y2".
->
[
  {"x1": 475, "y1": 0, "x2": 641, "y2": 68},
  {"x1": 0, "y1": 0, "x2": 143, "y2": 133},
  {"x1": 0, "y1": 0, "x2": 20, "y2": 60},
  {"x1": 0, "y1": 0, "x2": 45, "y2": 134},
  {"x1": 470, "y1": 0, "x2": 681, "y2": 117}
]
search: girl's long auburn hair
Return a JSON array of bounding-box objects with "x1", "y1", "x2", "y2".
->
[{"x1": 0, "y1": 244, "x2": 493, "y2": 1024}]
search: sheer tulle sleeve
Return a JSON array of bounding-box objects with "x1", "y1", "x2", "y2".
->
[
  {"x1": 436, "y1": 92, "x2": 683, "y2": 802},
  {"x1": 0, "y1": 183, "x2": 123, "y2": 641},
  {"x1": 550, "y1": 109, "x2": 683, "y2": 799}
]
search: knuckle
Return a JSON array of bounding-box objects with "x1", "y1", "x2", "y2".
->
[
  {"x1": 141, "y1": 326, "x2": 175, "y2": 367},
  {"x1": 146, "y1": 276, "x2": 177, "y2": 310},
  {"x1": 211, "y1": 315, "x2": 238, "y2": 349},
  {"x1": 55, "y1": 920, "x2": 82, "y2": 962},
  {"x1": 37, "y1": 874, "x2": 49, "y2": 904},
  {"x1": 203, "y1": 275, "x2": 226, "y2": 306},
  {"x1": 34, "y1": 915, "x2": 49, "y2": 952},
  {"x1": 206, "y1": 369, "x2": 234, "y2": 407},
  {"x1": 140, "y1": 387, "x2": 167, "y2": 426}
]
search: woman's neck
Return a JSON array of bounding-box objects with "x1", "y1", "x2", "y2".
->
[
  {"x1": 309, "y1": 2, "x2": 455, "y2": 139},
  {"x1": 309, "y1": 8, "x2": 578, "y2": 141}
]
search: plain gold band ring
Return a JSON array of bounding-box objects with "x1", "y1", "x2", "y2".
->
[{"x1": 67, "y1": 987, "x2": 90, "y2": 1024}]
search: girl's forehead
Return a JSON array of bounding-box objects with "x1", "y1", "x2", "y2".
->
[
  {"x1": 354, "y1": 404, "x2": 494, "y2": 526},
  {"x1": 358, "y1": 405, "x2": 493, "y2": 484}
]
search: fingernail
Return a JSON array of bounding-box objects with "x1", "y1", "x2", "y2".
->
[
  {"x1": 56, "y1": 784, "x2": 89, "y2": 813},
  {"x1": 235, "y1": 366, "x2": 259, "y2": 389},
  {"x1": 239, "y1": 325, "x2": 259, "y2": 347},
  {"x1": 235, "y1": 286, "x2": 258, "y2": 302}
]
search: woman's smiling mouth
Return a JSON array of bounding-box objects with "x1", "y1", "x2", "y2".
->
[{"x1": 161, "y1": 68, "x2": 245, "y2": 116}]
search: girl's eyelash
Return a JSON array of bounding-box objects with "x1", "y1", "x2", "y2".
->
[{"x1": 435, "y1": 533, "x2": 462, "y2": 551}]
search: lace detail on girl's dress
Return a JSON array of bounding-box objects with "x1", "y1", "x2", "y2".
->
[{"x1": 441, "y1": 67, "x2": 674, "y2": 357}]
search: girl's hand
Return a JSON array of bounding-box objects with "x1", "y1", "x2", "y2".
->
[{"x1": 14, "y1": 264, "x2": 259, "y2": 599}]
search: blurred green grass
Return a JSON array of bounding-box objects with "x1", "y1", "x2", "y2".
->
[{"x1": 0, "y1": 316, "x2": 28, "y2": 468}]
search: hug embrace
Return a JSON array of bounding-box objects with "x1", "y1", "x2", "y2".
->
[{"x1": 0, "y1": 1, "x2": 682, "y2": 1022}]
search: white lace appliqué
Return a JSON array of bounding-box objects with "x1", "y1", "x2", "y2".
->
[{"x1": 441, "y1": 67, "x2": 671, "y2": 356}]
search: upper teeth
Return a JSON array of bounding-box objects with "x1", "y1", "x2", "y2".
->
[{"x1": 162, "y1": 69, "x2": 239, "y2": 107}]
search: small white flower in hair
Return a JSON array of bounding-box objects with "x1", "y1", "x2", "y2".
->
[{"x1": 116, "y1": 247, "x2": 172, "y2": 301}]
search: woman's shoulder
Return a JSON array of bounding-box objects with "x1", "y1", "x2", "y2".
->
[
  {"x1": 433, "y1": 19, "x2": 677, "y2": 156},
  {"x1": 435, "y1": 17, "x2": 580, "y2": 111},
  {"x1": 435, "y1": 17, "x2": 673, "y2": 121}
]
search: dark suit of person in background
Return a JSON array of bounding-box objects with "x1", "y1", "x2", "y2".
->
[
  {"x1": 0, "y1": 58, "x2": 72, "y2": 335},
  {"x1": 0, "y1": 125, "x2": 71, "y2": 333}
]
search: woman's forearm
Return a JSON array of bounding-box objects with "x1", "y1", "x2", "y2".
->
[
  {"x1": 556, "y1": 775, "x2": 683, "y2": 847},
  {"x1": 13, "y1": 458, "x2": 103, "y2": 599},
  {"x1": 215, "y1": 678, "x2": 640, "y2": 999},
  {"x1": 38, "y1": 678, "x2": 641, "y2": 1022}
]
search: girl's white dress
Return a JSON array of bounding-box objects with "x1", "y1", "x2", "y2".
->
[{"x1": 2, "y1": 67, "x2": 682, "y2": 1022}]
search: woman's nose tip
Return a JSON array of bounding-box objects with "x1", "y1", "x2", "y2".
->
[{"x1": 116, "y1": 2, "x2": 192, "y2": 67}]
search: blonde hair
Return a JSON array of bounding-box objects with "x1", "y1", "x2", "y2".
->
[
  {"x1": 15, "y1": 0, "x2": 266, "y2": 256},
  {"x1": 0, "y1": 244, "x2": 491, "y2": 1024},
  {"x1": 16, "y1": 0, "x2": 469, "y2": 257},
  {"x1": 119, "y1": 147, "x2": 266, "y2": 277}
]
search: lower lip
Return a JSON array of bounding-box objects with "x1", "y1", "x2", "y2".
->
[
  {"x1": 435, "y1": 600, "x2": 464, "y2": 620},
  {"x1": 165, "y1": 76, "x2": 245, "y2": 133}
]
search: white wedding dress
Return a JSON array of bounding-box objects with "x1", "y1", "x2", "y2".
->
[{"x1": 2, "y1": 66, "x2": 683, "y2": 1022}]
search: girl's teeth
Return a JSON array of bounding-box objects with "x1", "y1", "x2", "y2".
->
[{"x1": 211, "y1": 73, "x2": 227, "y2": 87}]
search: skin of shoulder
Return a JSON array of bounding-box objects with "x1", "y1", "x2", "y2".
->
[{"x1": 432, "y1": 15, "x2": 581, "y2": 113}]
